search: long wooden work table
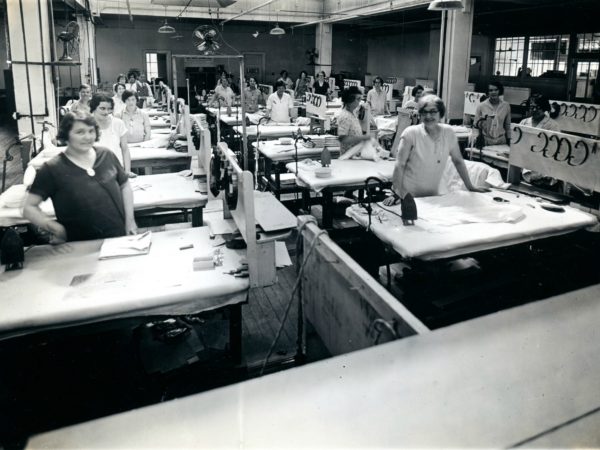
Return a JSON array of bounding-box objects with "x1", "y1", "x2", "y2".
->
[{"x1": 26, "y1": 282, "x2": 600, "y2": 447}]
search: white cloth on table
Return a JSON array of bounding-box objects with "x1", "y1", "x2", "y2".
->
[
  {"x1": 287, "y1": 158, "x2": 395, "y2": 192},
  {"x1": 97, "y1": 116, "x2": 128, "y2": 166},
  {"x1": 346, "y1": 190, "x2": 597, "y2": 259}
]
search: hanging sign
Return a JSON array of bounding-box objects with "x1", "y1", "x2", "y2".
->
[
  {"x1": 382, "y1": 83, "x2": 394, "y2": 101},
  {"x1": 549, "y1": 100, "x2": 600, "y2": 137},
  {"x1": 305, "y1": 92, "x2": 327, "y2": 117},
  {"x1": 510, "y1": 124, "x2": 600, "y2": 192},
  {"x1": 343, "y1": 79, "x2": 362, "y2": 88},
  {"x1": 464, "y1": 91, "x2": 486, "y2": 116}
]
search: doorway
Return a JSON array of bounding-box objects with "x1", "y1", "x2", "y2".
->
[
  {"x1": 570, "y1": 58, "x2": 599, "y2": 102},
  {"x1": 243, "y1": 52, "x2": 265, "y2": 84}
]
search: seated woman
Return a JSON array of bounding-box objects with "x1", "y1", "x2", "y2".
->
[
  {"x1": 117, "y1": 90, "x2": 151, "y2": 143},
  {"x1": 519, "y1": 93, "x2": 560, "y2": 131},
  {"x1": 23, "y1": 111, "x2": 136, "y2": 243},
  {"x1": 337, "y1": 86, "x2": 371, "y2": 154},
  {"x1": 384, "y1": 95, "x2": 487, "y2": 205},
  {"x1": 312, "y1": 71, "x2": 330, "y2": 97},
  {"x1": 277, "y1": 70, "x2": 294, "y2": 91},
  {"x1": 68, "y1": 84, "x2": 92, "y2": 114},
  {"x1": 474, "y1": 81, "x2": 512, "y2": 145},
  {"x1": 294, "y1": 71, "x2": 311, "y2": 99},
  {"x1": 112, "y1": 83, "x2": 126, "y2": 116},
  {"x1": 404, "y1": 85, "x2": 424, "y2": 110},
  {"x1": 90, "y1": 94, "x2": 133, "y2": 176}
]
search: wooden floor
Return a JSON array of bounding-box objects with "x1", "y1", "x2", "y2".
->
[{"x1": 0, "y1": 119, "x2": 303, "y2": 370}]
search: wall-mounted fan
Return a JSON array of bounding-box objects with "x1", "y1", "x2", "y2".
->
[
  {"x1": 306, "y1": 48, "x2": 319, "y2": 66},
  {"x1": 57, "y1": 21, "x2": 79, "y2": 61},
  {"x1": 193, "y1": 25, "x2": 220, "y2": 55}
]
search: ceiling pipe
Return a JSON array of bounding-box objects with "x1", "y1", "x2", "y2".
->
[
  {"x1": 220, "y1": 0, "x2": 279, "y2": 25},
  {"x1": 125, "y1": 0, "x2": 133, "y2": 22},
  {"x1": 290, "y1": 0, "x2": 429, "y2": 29}
]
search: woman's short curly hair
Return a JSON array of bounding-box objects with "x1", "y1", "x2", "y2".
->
[
  {"x1": 57, "y1": 111, "x2": 100, "y2": 143},
  {"x1": 417, "y1": 94, "x2": 446, "y2": 118},
  {"x1": 341, "y1": 86, "x2": 361, "y2": 106},
  {"x1": 90, "y1": 94, "x2": 114, "y2": 112},
  {"x1": 121, "y1": 89, "x2": 138, "y2": 103}
]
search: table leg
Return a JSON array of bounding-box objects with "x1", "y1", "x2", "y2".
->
[
  {"x1": 229, "y1": 303, "x2": 242, "y2": 364},
  {"x1": 191, "y1": 207, "x2": 203, "y2": 227},
  {"x1": 322, "y1": 190, "x2": 334, "y2": 229}
]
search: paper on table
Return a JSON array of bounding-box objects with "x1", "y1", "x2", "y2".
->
[
  {"x1": 206, "y1": 218, "x2": 238, "y2": 236},
  {"x1": 275, "y1": 241, "x2": 292, "y2": 268},
  {"x1": 98, "y1": 231, "x2": 152, "y2": 260}
]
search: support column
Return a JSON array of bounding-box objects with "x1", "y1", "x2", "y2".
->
[
  {"x1": 7, "y1": 0, "x2": 57, "y2": 141},
  {"x1": 315, "y1": 23, "x2": 332, "y2": 76},
  {"x1": 437, "y1": 0, "x2": 474, "y2": 122},
  {"x1": 76, "y1": 14, "x2": 97, "y2": 86}
]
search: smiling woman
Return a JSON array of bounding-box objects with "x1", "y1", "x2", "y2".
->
[
  {"x1": 22, "y1": 111, "x2": 137, "y2": 243},
  {"x1": 384, "y1": 95, "x2": 487, "y2": 205}
]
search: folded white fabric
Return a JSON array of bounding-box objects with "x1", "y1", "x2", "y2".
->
[
  {"x1": 441, "y1": 159, "x2": 510, "y2": 193},
  {"x1": 338, "y1": 139, "x2": 381, "y2": 162},
  {"x1": 0, "y1": 184, "x2": 27, "y2": 208}
]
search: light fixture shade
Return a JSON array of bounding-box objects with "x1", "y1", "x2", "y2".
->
[
  {"x1": 269, "y1": 24, "x2": 285, "y2": 35},
  {"x1": 158, "y1": 21, "x2": 175, "y2": 33},
  {"x1": 428, "y1": 0, "x2": 464, "y2": 11}
]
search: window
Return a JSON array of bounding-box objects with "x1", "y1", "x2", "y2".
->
[
  {"x1": 527, "y1": 35, "x2": 569, "y2": 77},
  {"x1": 493, "y1": 37, "x2": 525, "y2": 77},
  {"x1": 577, "y1": 32, "x2": 600, "y2": 53},
  {"x1": 145, "y1": 52, "x2": 159, "y2": 80}
]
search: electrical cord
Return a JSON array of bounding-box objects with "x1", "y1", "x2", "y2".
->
[{"x1": 259, "y1": 223, "x2": 328, "y2": 376}]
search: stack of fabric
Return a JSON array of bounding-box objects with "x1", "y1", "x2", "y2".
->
[{"x1": 303, "y1": 134, "x2": 340, "y2": 149}]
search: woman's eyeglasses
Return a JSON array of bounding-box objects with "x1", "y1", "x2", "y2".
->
[{"x1": 421, "y1": 109, "x2": 439, "y2": 115}]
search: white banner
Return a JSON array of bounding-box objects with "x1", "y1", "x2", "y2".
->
[
  {"x1": 464, "y1": 91, "x2": 486, "y2": 116},
  {"x1": 382, "y1": 83, "x2": 394, "y2": 101},
  {"x1": 510, "y1": 124, "x2": 600, "y2": 192},
  {"x1": 550, "y1": 100, "x2": 600, "y2": 137},
  {"x1": 305, "y1": 92, "x2": 327, "y2": 117}
]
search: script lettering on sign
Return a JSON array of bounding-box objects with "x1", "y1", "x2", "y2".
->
[
  {"x1": 305, "y1": 92, "x2": 327, "y2": 117},
  {"x1": 463, "y1": 91, "x2": 486, "y2": 116},
  {"x1": 343, "y1": 79, "x2": 361, "y2": 88},
  {"x1": 549, "y1": 100, "x2": 600, "y2": 137},
  {"x1": 382, "y1": 83, "x2": 394, "y2": 101},
  {"x1": 510, "y1": 124, "x2": 600, "y2": 192}
]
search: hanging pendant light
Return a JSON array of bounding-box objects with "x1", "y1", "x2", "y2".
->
[
  {"x1": 158, "y1": 6, "x2": 176, "y2": 34},
  {"x1": 269, "y1": 24, "x2": 285, "y2": 35},
  {"x1": 269, "y1": 11, "x2": 285, "y2": 35},
  {"x1": 428, "y1": 0, "x2": 464, "y2": 11}
]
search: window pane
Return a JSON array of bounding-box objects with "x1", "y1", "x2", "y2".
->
[
  {"x1": 526, "y1": 34, "x2": 569, "y2": 78},
  {"x1": 577, "y1": 32, "x2": 600, "y2": 53},
  {"x1": 493, "y1": 37, "x2": 525, "y2": 76}
]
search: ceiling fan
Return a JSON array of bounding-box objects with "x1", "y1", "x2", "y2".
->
[{"x1": 192, "y1": 25, "x2": 220, "y2": 54}]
